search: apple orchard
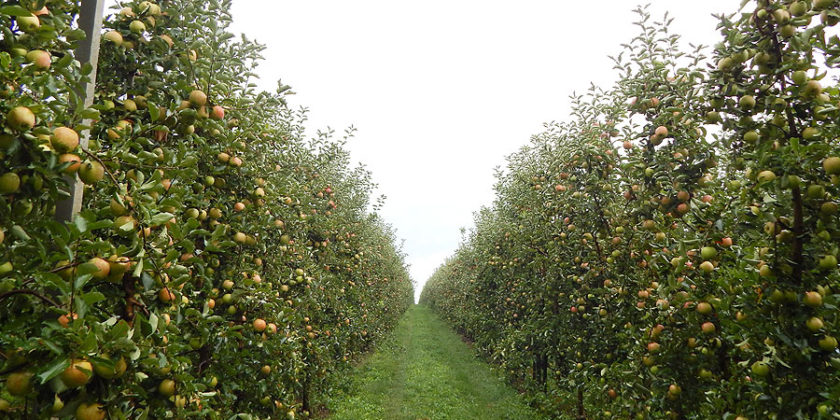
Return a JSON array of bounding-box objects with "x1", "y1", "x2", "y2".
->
[
  {"x1": 421, "y1": 2, "x2": 840, "y2": 420},
  {"x1": 0, "y1": 0, "x2": 413, "y2": 419},
  {"x1": 4, "y1": 0, "x2": 840, "y2": 420}
]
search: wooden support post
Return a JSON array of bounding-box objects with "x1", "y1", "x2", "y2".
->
[{"x1": 54, "y1": 0, "x2": 106, "y2": 222}]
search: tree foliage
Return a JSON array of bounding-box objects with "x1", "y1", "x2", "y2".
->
[
  {"x1": 421, "y1": 2, "x2": 840, "y2": 418},
  {"x1": 0, "y1": 0, "x2": 413, "y2": 418}
]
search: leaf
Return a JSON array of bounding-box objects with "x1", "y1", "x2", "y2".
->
[
  {"x1": 148, "y1": 312, "x2": 159, "y2": 334},
  {"x1": 150, "y1": 212, "x2": 174, "y2": 226},
  {"x1": 10, "y1": 225, "x2": 30, "y2": 241},
  {"x1": 82, "y1": 291, "x2": 106, "y2": 305},
  {"x1": 0, "y1": 6, "x2": 34, "y2": 16},
  {"x1": 38, "y1": 358, "x2": 70, "y2": 384},
  {"x1": 74, "y1": 215, "x2": 88, "y2": 233}
]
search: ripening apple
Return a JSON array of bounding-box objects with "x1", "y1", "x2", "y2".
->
[
  {"x1": 696, "y1": 302, "x2": 712, "y2": 315},
  {"x1": 756, "y1": 170, "x2": 776, "y2": 183},
  {"x1": 158, "y1": 379, "x2": 175, "y2": 396},
  {"x1": 819, "y1": 255, "x2": 838, "y2": 270},
  {"x1": 158, "y1": 288, "x2": 175, "y2": 303},
  {"x1": 253, "y1": 318, "x2": 267, "y2": 332},
  {"x1": 88, "y1": 257, "x2": 111, "y2": 280},
  {"x1": 6, "y1": 106, "x2": 35, "y2": 130},
  {"x1": 804, "y1": 291, "x2": 823, "y2": 307},
  {"x1": 104, "y1": 30, "x2": 123, "y2": 45},
  {"x1": 751, "y1": 361, "x2": 770, "y2": 377},
  {"x1": 58, "y1": 153, "x2": 82, "y2": 173},
  {"x1": 0, "y1": 172, "x2": 21, "y2": 194},
  {"x1": 25, "y1": 49, "x2": 50, "y2": 69},
  {"x1": 6, "y1": 371, "x2": 33, "y2": 396},
  {"x1": 17, "y1": 15, "x2": 40, "y2": 32},
  {"x1": 51, "y1": 127, "x2": 79, "y2": 152},
  {"x1": 700, "y1": 246, "x2": 717, "y2": 259},
  {"x1": 79, "y1": 160, "x2": 105, "y2": 184},
  {"x1": 807, "y1": 317, "x2": 824, "y2": 332},
  {"x1": 211, "y1": 105, "x2": 225, "y2": 120},
  {"x1": 93, "y1": 355, "x2": 127, "y2": 379},
  {"x1": 823, "y1": 157, "x2": 840, "y2": 175},
  {"x1": 819, "y1": 335, "x2": 838, "y2": 351},
  {"x1": 60, "y1": 359, "x2": 93, "y2": 387},
  {"x1": 75, "y1": 403, "x2": 106, "y2": 420},
  {"x1": 701, "y1": 322, "x2": 716, "y2": 334},
  {"x1": 129, "y1": 20, "x2": 145, "y2": 33},
  {"x1": 189, "y1": 90, "x2": 207, "y2": 107}
]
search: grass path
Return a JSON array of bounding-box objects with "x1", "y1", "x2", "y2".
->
[{"x1": 325, "y1": 305, "x2": 545, "y2": 420}]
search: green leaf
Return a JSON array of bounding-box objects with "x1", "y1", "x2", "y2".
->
[
  {"x1": 1, "y1": 6, "x2": 34, "y2": 16},
  {"x1": 82, "y1": 291, "x2": 106, "y2": 305},
  {"x1": 38, "y1": 358, "x2": 70, "y2": 384},
  {"x1": 150, "y1": 212, "x2": 175, "y2": 226}
]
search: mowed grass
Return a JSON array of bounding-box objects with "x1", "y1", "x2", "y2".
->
[{"x1": 325, "y1": 305, "x2": 545, "y2": 420}]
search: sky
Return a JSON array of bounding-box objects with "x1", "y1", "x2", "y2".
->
[{"x1": 221, "y1": 0, "x2": 738, "y2": 302}]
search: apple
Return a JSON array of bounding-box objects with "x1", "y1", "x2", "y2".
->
[
  {"x1": 58, "y1": 153, "x2": 82, "y2": 173},
  {"x1": 807, "y1": 317, "x2": 824, "y2": 332},
  {"x1": 129, "y1": 20, "x2": 146, "y2": 33},
  {"x1": 804, "y1": 291, "x2": 823, "y2": 307},
  {"x1": 60, "y1": 359, "x2": 93, "y2": 387},
  {"x1": 260, "y1": 365, "x2": 271, "y2": 375},
  {"x1": 211, "y1": 105, "x2": 225, "y2": 120},
  {"x1": 159, "y1": 34, "x2": 174, "y2": 47},
  {"x1": 696, "y1": 302, "x2": 713, "y2": 315},
  {"x1": 739, "y1": 95, "x2": 756, "y2": 110},
  {"x1": 25, "y1": 49, "x2": 50, "y2": 69},
  {"x1": 699, "y1": 261, "x2": 715, "y2": 273},
  {"x1": 17, "y1": 15, "x2": 40, "y2": 33},
  {"x1": 802, "y1": 126, "x2": 820, "y2": 140},
  {"x1": 79, "y1": 160, "x2": 105, "y2": 184},
  {"x1": 751, "y1": 361, "x2": 770, "y2": 377},
  {"x1": 654, "y1": 126, "x2": 668, "y2": 138},
  {"x1": 93, "y1": 355, "x2": 127, "y2": 379},
  {"x1": 189, "y1": 90, "x2": 207, "y2": 107},
  {"x1": 104, "y1": 30, "x2": 123, "y2": 45},
  {"x1": 158, "y1": 379, "x2": 175, "y2": 396},
  {"x1": 88, "y1": 257, "x2": 111, "y2": 280},
  {"x1": 253, "y1": 318, "x2": 267, "y2": 332},
  {"x1": 819, "y1": 255, "x2": 837, "y2": 270},
  {"x1": 6, "y1": 371, "x2": 33, "y2": 396},
  {"x1": 756, "y1": 170, "x2": 776, "y2": 183},
  {"x1": 6, "y1": 106, "x2": 35, "y2": 130},
  {"x1": 823, "y1": 157, "x2": 840, "y2": 175},
  {"x1": 0, "y1": 172, "x2": 21, "y2": 194},
  {"x1": 701, "y1": 322, "x2": 716, "y2": 334},
  {"x1": 700, "y1": 246, "x2": 717, "y2": 259},
  {"x1": 819, "y1": 336, "x2": 838, "y2": 351},
  {"x1": 158, "y1": 288, "x2": 175, "y2": 302},
  {"x1": 668, "y1": 384, "x2": 681, "y2": 396},
  {"x1": 50, "y1": 127, "x2": 80, "y2": 153},
  {"x1": 75, "y1": 402, "x2": 105, "y2": 420}
]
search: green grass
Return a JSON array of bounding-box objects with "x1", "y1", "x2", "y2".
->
[{"x1": 325, "y1": 305, "x2": 545, "y2": 420}]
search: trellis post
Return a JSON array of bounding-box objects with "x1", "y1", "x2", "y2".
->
[{"x1": 54, "y1": 0, "x2": 106, "y2": 222}]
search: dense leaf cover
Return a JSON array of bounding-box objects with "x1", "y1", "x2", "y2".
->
[
  {"x1": 422, "y1": 2, "x2": 840, "y2": 419},
  {"x1": 0, "y1": 0, "x2": 413, "y2": 418}
]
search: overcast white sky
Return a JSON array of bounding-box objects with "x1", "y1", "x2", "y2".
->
[{"x1": 223, "y1": 1, "x2": 737, "y2": 302}]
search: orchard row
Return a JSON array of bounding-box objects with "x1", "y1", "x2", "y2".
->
[
  {"x1": 0, "y1": 1, "x2": 413, "y2": 419},
  {"x1": 422, "y1": 2, "x2": 840, "y2": 419}
]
